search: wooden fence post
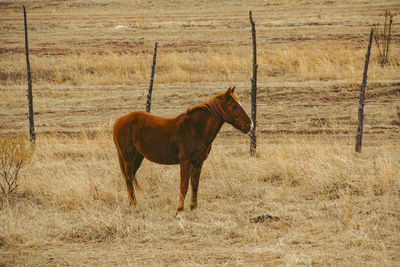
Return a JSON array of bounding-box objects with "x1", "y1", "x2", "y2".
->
[
  {"x1": 249, "y1": 11, "x2": 258, "y2": 156},
  {"x1": 23, "y1": 5, "x2": 36, "y2": 143},
  {"x1": 355, "y1": 28, "x2": 373, "y2": 153},
  {"x1": 146, "y1": 42, "x2": 158, "y2": 113}
]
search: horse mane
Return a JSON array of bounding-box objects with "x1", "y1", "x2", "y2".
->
[
  {"x1": 186, "y1": 95, "x2": 222, "y2": 119},
  {"x1": 186, "y1": 103, "x2": 209, "y2": 115}
]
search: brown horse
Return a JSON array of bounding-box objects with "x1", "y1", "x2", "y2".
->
[{"x1": 113, "y1": 86, "x2": 252, "y2": 215}]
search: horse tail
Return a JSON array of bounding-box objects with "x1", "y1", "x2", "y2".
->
[
  {"x1": 113, "y1": 124, "x2": 142, "y2": 192},
  {"x1": 113, "y1": 133, "x2": 127, "y2": 179}
]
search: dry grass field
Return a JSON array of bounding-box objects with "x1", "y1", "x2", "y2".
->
[{"x1": 1, "y1": 0, "x2": 400, "y2": 266}]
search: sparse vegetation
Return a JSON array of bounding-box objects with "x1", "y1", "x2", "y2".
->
[
  {"x1": 0, "y1": 0, "x2": 399, "y2": 266},
  {"x1": 373, "y1": 10, "x2": 394, "y2": 67},
  {"x1": 0, "y1": 135, "x2": 33, "y2": 196}
]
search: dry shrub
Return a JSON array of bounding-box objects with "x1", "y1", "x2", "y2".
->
[{"x1": 0, "y1": 135, "x2": 33, "y2": 196}]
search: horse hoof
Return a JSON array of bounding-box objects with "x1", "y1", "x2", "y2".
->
[{"x1": 176, "y1": 208, "x2": 184, "y2": 217}]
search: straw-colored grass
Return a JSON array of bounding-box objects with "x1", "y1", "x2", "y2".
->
[
  {"x1": 1, "y1": 134, "x2": 399, "y2": 265},
  {"x1": 2, "y1": 45, "x2": 400, "y2": 86},
  {"x1": 1, "y1": 0, "x2": 399, "y2": 265}
]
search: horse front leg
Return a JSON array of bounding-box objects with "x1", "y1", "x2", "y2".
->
[
  {"x1": 190, "y1": 162, "x2": 203, "y2": 211},
  {"x1": 176, "y1": 160, "x2": 192, "y2": 215}
]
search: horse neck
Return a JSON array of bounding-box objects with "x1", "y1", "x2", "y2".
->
[{"x1": 185, "y1": 103, "x2": 224, "y2": 146}]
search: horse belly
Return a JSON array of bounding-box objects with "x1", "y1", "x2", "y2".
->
[
  {"x1": 133, "y1": 124, "x2": 180, "y2": 165},
  {"x1": 140, "y1": 143, "x2": 179, "y2": 165}
]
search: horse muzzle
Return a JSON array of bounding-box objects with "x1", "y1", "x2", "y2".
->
[{"x1": 242, "y1": 123, "x2": 252, "y2": 134}]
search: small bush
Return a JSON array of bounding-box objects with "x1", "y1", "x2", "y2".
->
[{"x1": 0, "y1": 135, "x2": 33, "y2": 196}]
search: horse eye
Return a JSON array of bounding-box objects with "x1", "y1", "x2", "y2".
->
[{"x1": 233, "y1": 104, "x2": 238, "y2": 110}]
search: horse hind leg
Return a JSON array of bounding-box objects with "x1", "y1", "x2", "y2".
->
[
  {"x1": 124, "y1": 152, "x2": 144, "y2": 206},
  {"x1": 117, "y1": 152, "x2": 136, "y2": 206},
  {"x1": 129, "y1": 152, "x2": 144, "y2": 191}
]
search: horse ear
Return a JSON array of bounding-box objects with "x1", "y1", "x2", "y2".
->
[
  {"x1": 224, "y1": 87, "x2": 232, "y2": 100},
  {"x1": 231, "y1": 86, "x2": 235, "y2": 94}
]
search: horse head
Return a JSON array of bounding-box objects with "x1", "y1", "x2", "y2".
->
[{"x1": 216, "y1": 86, "x2": 253, "y2": 134}]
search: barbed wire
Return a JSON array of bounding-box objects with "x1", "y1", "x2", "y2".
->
[
  {"x1": 0, "y1": 98, "x2": 394, "y2": 113},
  {"x1": 1, "y1": 101, "x2": 359, "y2": 113},
  {"x1": 21, "y1": 68, "x2": 363, "y2": 79},
  {"x1": 2, "y1": 73, "x2": 397, "y2": 91}
]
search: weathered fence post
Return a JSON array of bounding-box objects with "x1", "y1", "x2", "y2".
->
[
  {"x1": 23, "y1": 5, "x2": 36, "y2": 143},
  {"x1": 249, "y1": 11, "x2": 258, "y2": 156},
  {"x1": 146, "y1": 42, "x2": 158, "y2": 113},
  {"x1": 355, "y1": 28, "x2": 373, "y2": 153}
]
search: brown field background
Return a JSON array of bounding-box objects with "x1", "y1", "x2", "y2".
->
[{"x1": 1, "y1": 0, "x2": 400, "y2": 266}]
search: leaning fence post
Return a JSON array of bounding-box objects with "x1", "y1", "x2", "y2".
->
[
  {"x1": 355, "y1": 28, "x2": 373, "y2": 153},
  {"x1": 249, "y1": 11, "x2": 258, "y2": 156},
  {"x1": 23, "y1": 5, "x2": 36, "y2": 143},
  {"x1": 146, "y1": 42, "x2": 158, "y2": 113}
]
